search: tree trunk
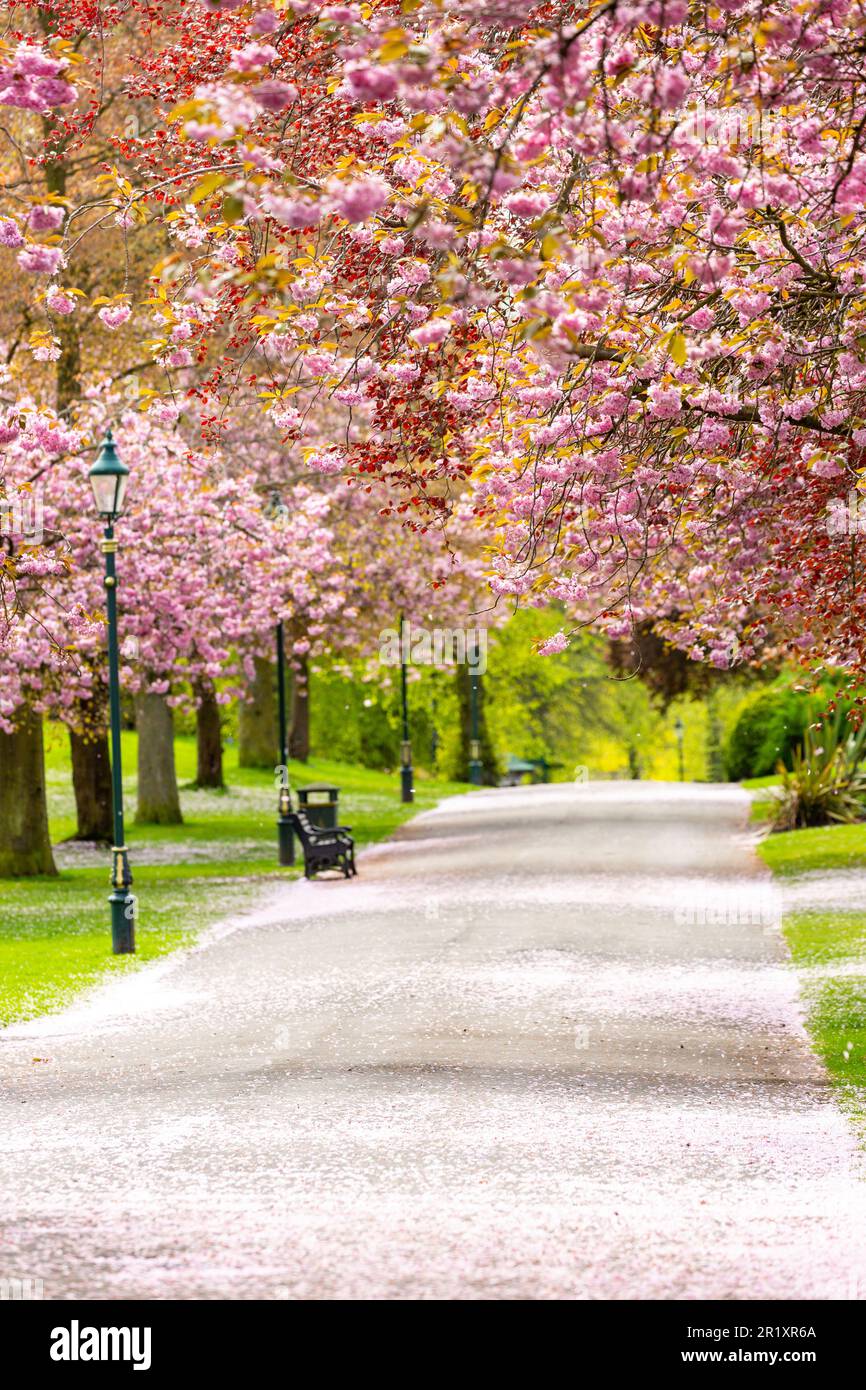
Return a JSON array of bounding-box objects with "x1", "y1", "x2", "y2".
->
[
  {"x1": 195, "y1": 685, "x2": 224, "y2": 789},
  {"x1": 288, "y1": 655, "x2": 310, "y2": 763},
  {"x1": 135, "y1": 691, "x2": 182, "y2": 824},
  {"x1": 0, "y1": 710, "x2": 57, "y2": 876},
  {"x1": 238, "y1": 657, "x2": 277, "y2": 769},
  {"x1": 455, "y1": 665, "x2": 499, "y2": 785},
  {"x1": 69, "y1": 724, "x2": 113, "y2": 841}
]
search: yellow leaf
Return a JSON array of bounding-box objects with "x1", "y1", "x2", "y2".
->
[
  {"x1": 448, "y1": 204, "x2": 475, "y2": 226},
  {"x1": 167, "y1": 100, "x2": 204, "y2": 125},
  {"x1": 669, "y1": 331, "x2": 687, "y2": 366},
  {"x1": 379, "y1": 41, "x2": 409, "y2": 61},
  {"x1": 190, "y1": 172, "x2": 228, "y2": 204}
]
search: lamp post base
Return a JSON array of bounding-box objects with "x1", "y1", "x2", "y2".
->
[
  {"x1": 468, "y1": 761, "x2": 483, "y2": 786},
  {"x1": 278, "y1": 814, "x2": 295, "y2": 867},
  {"x1": 401, "y1": 766, "x2": 414, "y2": 804},
  {"x1": 110, "y1": 889, "x2": 135, "y2": 954}
]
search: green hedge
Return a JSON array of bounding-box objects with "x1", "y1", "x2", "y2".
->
[{"x1": 725, "y1": 685, "x2": 813, "y2": 781}]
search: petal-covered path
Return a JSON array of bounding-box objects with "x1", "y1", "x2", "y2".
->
[{"x1": 2, "y1": 783, "x2": 865, "y2": 1300}]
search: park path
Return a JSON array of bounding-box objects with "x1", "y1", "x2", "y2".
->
[{"x1": 1, "y1": 782, "x2": 865, "y2": 1300}]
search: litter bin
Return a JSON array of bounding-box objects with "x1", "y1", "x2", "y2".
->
[{"x1": 297, "y1": 783, "x2": 340, "y2": 830}]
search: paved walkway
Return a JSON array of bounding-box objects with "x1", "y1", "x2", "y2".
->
[{"x1": 2, "y1": 783, "x2": 865, "y2": 1299}]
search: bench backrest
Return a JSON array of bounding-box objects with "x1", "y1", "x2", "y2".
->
[{"x1": 291, "y1": 811, "x2": 337, "y2": 848}]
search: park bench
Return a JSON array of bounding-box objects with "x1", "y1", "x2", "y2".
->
[{"x1": 290, "y1": 809, "x2": 357, "y2": 880}]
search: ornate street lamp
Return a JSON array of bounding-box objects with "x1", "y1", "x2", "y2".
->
[
  {"x1": 275, "y1": 615, "x2": 295, "y2": 866},
  {"x1": 268, "y1": 492, "x2": 295, "y2": 866},
  {"x1": 399, "y1": 613, "x2": 413, "y2": 803},
  {"x1": 88, "y1": 428, "x2": 134, "y2": 954}
]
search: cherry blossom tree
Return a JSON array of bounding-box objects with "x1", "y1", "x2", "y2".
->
[
  {"x1": 8, "y1": 0, "x2": 866, "y2": 877},
  {"x1": 117, "y1": 0, "x2": 866, "y2": 680},
  {"x1": 0, "y1": 3, "x2": 179, "y2": 856}
]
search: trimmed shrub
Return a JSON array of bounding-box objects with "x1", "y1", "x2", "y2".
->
[{"x1": 725, "y1": 685, "x2": 812, "y2": 781}]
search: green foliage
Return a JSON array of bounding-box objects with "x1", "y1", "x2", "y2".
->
[
  {"x1": 436, "y1": 607, "x2": 712, "y2": 780},
  {"x1": 290, "y1": 609, "x2": 806, "y2": 784},
  {"x1": 308, "y1": 664, "x2": 453, "y2": 773},
  {"x1": 304, "y1": 609, "x2": 745, "y2": 782},
  {"x1": 450, "y1": 662, "x2": 499, "y2": 784},
  {"x1": 724, "y1": 671, "x2": 866, "y2": 782},
  {"x1": 724, "y1": 683, "x2": 813, "y2": 780},
  {"x1": 772, "y1": 716, "x2": 866, "y2": 829},
  {"x1": 705, "y1": 694, "x2": 725, "y2": 782}
]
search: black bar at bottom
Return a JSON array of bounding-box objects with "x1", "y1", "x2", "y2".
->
[{"x1": 6, "y1": 1297, "x2": 854, "y2": 1373}]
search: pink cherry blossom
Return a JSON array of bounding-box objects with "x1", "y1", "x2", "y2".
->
[
  {"x1": 45, "y1": 286, "x2": 76, "y2": 315},
  {"x1": 253, "y1": 79, "x2": 298, "y2": 112},
  {"x1": 98, "y1": 304, "x2": 132, "y2": 330},
  {"x1": 27, "y1": 205, "x2": 65, "y2": 233},
  {"x1": 0, "y1": 219, "x2": 23, "y2": 248},
  {"x1": 260, "y1": 191, "x2": 321, "y2": 228},
  {"x1": 17, "y1": 244, "x2": 64, "y2": 275},
  {"x1": 329, "y1": 176, "x2": 392, "y2": 224},
  {"x1": 409, "y1": 319, "x2": 451, "y2": 348},
  {"x1": 249, "y1": 10, "x2": 279, "y2": 35},
  {"x1": 305, "y1": 448, "x2": 344, "y2": 474},
  {"x1": 647, "y1": 384, "x2": 682, "y2": 419},
  {"x1": 230, "y1": 42, "x2": 278, "y2": 72}
]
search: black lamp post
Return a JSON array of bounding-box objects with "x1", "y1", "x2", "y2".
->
[
  {"x1": 276, "y1": 616, "x2": 294, "y2": 865},
  {"x1": 468, "y1": 663, "x2": 482, "y2": 786},
  {"x1": 674, "y1": 716, "x2": 685, "y2": 782},
  {"x1": 269, "y1": 492, "x2": 294, "y2": 866},
  {"x1": 88, "y1": 428, "x2": 134, "y2": 955},
  {"x1": 399, "y1": 613, "x2": 413, "y2": 803}
]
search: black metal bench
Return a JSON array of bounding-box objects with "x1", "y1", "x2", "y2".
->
[{"x1": 289, "y1": 810, "x2": 357, "y2": 879}]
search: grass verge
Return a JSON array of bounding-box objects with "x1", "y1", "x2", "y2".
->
[
  {"x1": 757, "y1": 826, "x2": 866, "y2": 1139},
  {"x1": 759, "y1": 821, "x2": 866, "y2": 876},
  {"x1": 0, "y1": 729, "x2": 468, "y2": 1028}
]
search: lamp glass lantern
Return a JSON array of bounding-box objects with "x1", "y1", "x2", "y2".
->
[{"x1": 88, "y1": 428, "x2": 129, "y2": 522}]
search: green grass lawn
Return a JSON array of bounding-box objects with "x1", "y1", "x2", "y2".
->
[
  {"x1": 758, "y1": 821, "x2": 866, "y2": 876},
  {"x1": 758, "y1": 824, "x2": 866, "y2": 1137},
  {"x1": 0, "y1": 728, "x2": 468, "y2": 1028}
]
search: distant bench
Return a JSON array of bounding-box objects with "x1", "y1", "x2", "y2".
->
[{"x1": 290, "y1": 809, "x2": 357, "y2": 880}]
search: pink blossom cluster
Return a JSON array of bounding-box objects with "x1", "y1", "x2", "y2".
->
[{"x1": 0, "y1": 44, "x2": 76, "y2": 112}]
